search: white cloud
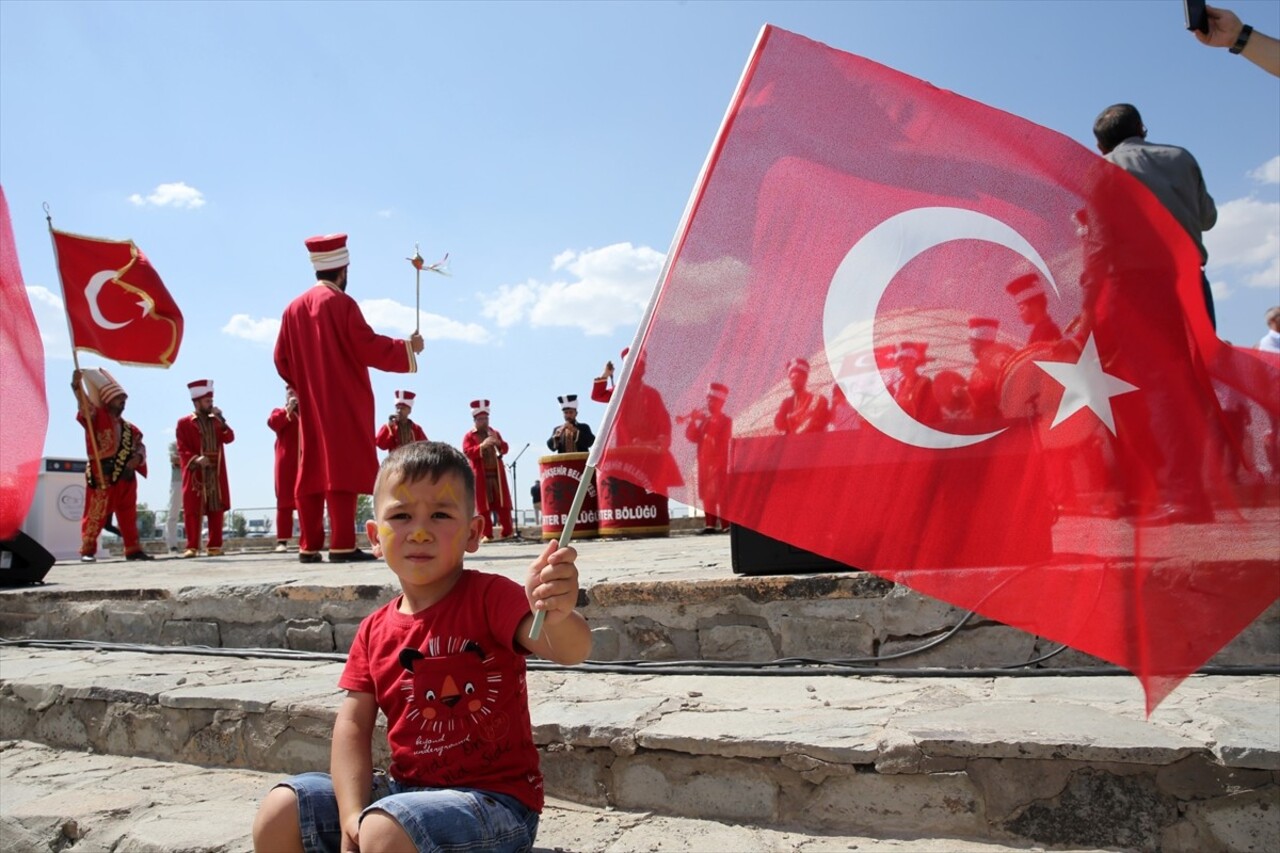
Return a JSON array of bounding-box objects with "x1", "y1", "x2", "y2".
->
[
  {"x1": 1249, "y1": 156, "x2": 1280, "y2": 185},
  {"x1": 1205, "y1": 196, "x2": 1280, "y2": 292},
  {"x1": 25, "y1": 285, "x2": 71, "y2": 356},
  {"x1": 377, "y1": 209, "x2": 393, "y2": 219},
  {"x1": 479, "y1": 242, "x2": 665, "y2": 336},
  {"x1": 358, "y1": 298, "x2": 490, "y2": 344},
  {"x1": 221, "y1": 314, "x2": 281, "y2": 345},
  {"x1": 127, "y1": 182, "x2": 206, "y2": 209}
]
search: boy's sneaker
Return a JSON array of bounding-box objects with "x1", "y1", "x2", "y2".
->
[
  {"x1": 274, "y1": 542, "x2": 288, "y2": 553},
  {"x1": 298, "y1": 552, "x2": 322, "y2": 564},
  {"x1": 79, "y1": 554, "x2": 96, "y2": 563},
  {"x1": 125, "y1": 550, "x2": 154, "y2": 561},
  {"x1": 182, "y1": 549, "x2": 198, "y2": 559}
]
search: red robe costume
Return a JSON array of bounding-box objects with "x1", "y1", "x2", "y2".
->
[
  {"x1": 591, "y1": 376, "x2": 613, "y2": 404},
  {"x1": 894, "y1": 373, "x2": 940, "y2": 426},
  {"x1": 274, "y1": 281, "x2": 416, "y2": 553},
  {"x1": 463, "y1": 426, "x2": 513, "y2": 539},
  {"x1": 175, "y1": 412, "x2": 234, "y2": 551},
  {"x1": 685, "y1": 409, "x2": 732, "y2": 528},
  {"x1": 77, "y1": 405, "x2": 147, "y2": 557},
  {"x1": 966, "y1": 342, "x2": 1016, "y2": 423},
  {"x1": 375, "y1": 418, "x2": 428, "y2": 452},
  {"x1": 774, "y1": 391, "x2": 831, "y2": 434},
  {"x1": 267, "y1": 406, "x2": 299, "y2": 542}
]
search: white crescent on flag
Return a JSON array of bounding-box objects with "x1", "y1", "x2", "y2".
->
[
  {"x1": 85, "y1": 269, "x2": 131, "y2": 330},
  {"x1": 822, "y1": 206, "x2": 1061, "y2": 450}
]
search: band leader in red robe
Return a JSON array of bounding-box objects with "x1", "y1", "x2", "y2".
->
[
  {"x1": 176, "y1": 380, "x2": 234, "y2": 556},
  {"x1": 273, "y1": 233, "x2": 423, "y2": 562},
  {"x1": 267, "y1": 387, "x2": 300, "y2": 548}
]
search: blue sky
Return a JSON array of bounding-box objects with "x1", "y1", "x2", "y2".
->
[{"x1": 3, "y1": 0, "x2": 1278, "y2": 520}]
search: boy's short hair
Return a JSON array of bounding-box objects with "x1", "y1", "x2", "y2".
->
[{"x1": 373, "y1": 441, "x2": 475, "y2": 511}]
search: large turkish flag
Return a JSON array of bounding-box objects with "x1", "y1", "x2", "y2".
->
[
  {"x1": 53, "y1": 229, "x2": 183, "y2": 367},
  {"x1": 592, "y1": 27, "x2": 1279, "y2": 711}
]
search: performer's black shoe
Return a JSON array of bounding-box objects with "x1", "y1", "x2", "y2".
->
[
  {"x1": 298, "y1": 552, "x2": 322, "y2": 564},
  {"x1": 125, "y1": 550, "x2": 154, "y2": 561},
  {"x1": 328, "y1": 548, "x2": 377, "y2": 563}
]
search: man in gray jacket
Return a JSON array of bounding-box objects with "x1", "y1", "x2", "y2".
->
[{"x1": 1093, "y1": 103, "x2": 1218, "y2": 328}]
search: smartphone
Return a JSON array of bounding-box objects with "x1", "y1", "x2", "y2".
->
[{"x1": 1184, "y1": 0, "x2": 1209, "y2": 34}]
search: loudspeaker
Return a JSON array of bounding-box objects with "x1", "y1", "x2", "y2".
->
[
  {"x1": 0, "y1": 530, "x2": 55, "y2": 586},
  {"x1": 730, "y1": 524, "x2": 859, "y2": 576}
]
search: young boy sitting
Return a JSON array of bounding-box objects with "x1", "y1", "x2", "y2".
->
[{"x1": 252, "y1": 441, "x2": 592, "y2": 852}]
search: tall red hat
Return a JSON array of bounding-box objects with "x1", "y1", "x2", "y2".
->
[
  {"x1": 305, "y1": 233, "x2": 349, "y2": 271},
  {"x1": 968, "y1": 317, "x2": 999, "y2": 341},
  {"x1": 1006, "y1": 273, "x2": 1045, "y2": 303},
  {"x1": 187, "y1": 379, "x2": 214, "y2": 399}
]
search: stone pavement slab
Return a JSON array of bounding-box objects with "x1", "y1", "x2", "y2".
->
[
  {"x1": 2, "y1": 646, "x2": 1277, "y2": 850},
  {"x1": 0, "y1": 740, "x2": 1083, "y2": 853}
]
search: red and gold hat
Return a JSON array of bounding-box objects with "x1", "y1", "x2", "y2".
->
[{"x1": 305, "y1": 233, "x2": 350, "y2": 271}]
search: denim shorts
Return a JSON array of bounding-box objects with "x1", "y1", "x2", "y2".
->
[{"x1": 277, "y1": 771, "x2": 539, "y2": 853}]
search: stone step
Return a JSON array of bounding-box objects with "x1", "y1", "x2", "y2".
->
[
  {"x1": 3, "y1": 547, "x2": 1276, "y2": 670},
  {"x1": 0, "y1": 740, "x2": 1075, "y2": 853},
  {"x1": 1, "y1": 645, "x2": 1276, "y2": 851}
]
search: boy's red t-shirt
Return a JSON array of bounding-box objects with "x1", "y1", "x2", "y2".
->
[{"x1": 340, "y1": 569, "x2": 543, "y2": 812}]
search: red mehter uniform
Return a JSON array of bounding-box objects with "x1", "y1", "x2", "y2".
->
[
  {"x1": 684, "y1": 385, "x2": 732, "y2": 529},
  {"x1": 267, "y1": 403, "x2": 299, "y2": 542},
  {"x1": 274, "y1": 234, "x2": 417, "y2": 556},
  {"x1": 75, "y1": 371, "x2": 148, "y2": 558},
  {"x1": 967, "y1": 343, "x2": 1015, "y2": 423},
  {"x1": 176, "y1": 388, "x2": 234, "y2": 553},
  {"x1": 375, "y1": 419, "x2": 428, "y2": 451},
  {"x1": 462, "y1": 400, "x2": 513, "y2": 539}
]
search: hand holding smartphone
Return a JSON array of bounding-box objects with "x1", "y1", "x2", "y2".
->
[{"x1": 1184, "y1": 0, "x2": 1210, "y2": 34}]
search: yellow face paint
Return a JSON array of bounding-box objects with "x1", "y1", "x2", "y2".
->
[
  {"x1": 436, "y1": 477, "x2": 463, "y2": 506},
  {"x1": 407, "y1": 527, "x2": 431, "y2": 544}
]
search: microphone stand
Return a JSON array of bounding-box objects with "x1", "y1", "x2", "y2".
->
[{"x1": 507, "y1": 443, "x2": 530, "y2": 541}]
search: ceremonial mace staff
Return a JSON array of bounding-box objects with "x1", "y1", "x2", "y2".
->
[{"x1": 406, "y1": 244, "x2": 450, "y2": 336}]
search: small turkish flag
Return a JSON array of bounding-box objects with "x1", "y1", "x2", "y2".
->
[
  {"x1": 52, "y1": 229, "x2": 183, "y2": 367},
  {"x1": 593, "y1": 27, "x2": 1279, "y2": 711}
]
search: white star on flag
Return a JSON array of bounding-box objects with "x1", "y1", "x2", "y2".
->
[{"x1": 1034, "y1": 333, "x2": 1138, "y2": 434}]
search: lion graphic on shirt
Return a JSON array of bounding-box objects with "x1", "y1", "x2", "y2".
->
[{"x1": 398, "y1": 637, "x2": 510, "y2": 742}]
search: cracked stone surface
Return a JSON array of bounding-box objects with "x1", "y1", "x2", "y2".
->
[{"x1": 0, "y1": 740, "x2": 1081, "y2": 853}]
